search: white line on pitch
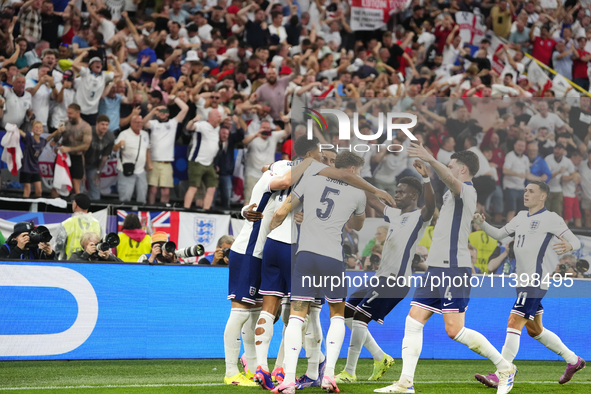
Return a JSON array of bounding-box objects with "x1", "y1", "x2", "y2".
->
[{"x1": 0, "y1": 381, "x2": 590, "y2": 390}]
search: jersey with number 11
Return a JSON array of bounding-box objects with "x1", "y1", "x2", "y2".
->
[
  {"x1": 502, "y1": 208, "x2": 569, "y2": 290},
  {"x1": 293, "y1": 174, "x2": 366, "y2": 261}
]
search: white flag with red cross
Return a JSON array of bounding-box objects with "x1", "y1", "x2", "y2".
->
[{"x1": 456, "y1": 12, "x2": 486, "y2": 46}]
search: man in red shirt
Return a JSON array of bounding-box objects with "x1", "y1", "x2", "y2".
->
[
  {"x1": 529, "y1": 23, "x2": 556, "y2": 66},
  {"x1": 572, "y1": 37, "x2": 591, "y2": 91}
]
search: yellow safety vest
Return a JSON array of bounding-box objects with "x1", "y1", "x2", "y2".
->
[
  {"x1": 62, "y1": 215, "x2": 102, "y2": 259},
  {"x1": 469, "y1": 231, "x2": 499, "y2": 274},
  {"x1": 418, "y1": 226, "x2": 434, "y2": 251},
  {"x1": 116, "y1": 232, "x2": 152, "y2": 263}
]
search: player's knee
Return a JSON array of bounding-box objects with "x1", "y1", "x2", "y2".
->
[
  {"x1": 445, "y1": 324, "x2": 462, "y2": 339},
  {"x1": 526, "y1": 325, "x2": 543, "y2": 338}
]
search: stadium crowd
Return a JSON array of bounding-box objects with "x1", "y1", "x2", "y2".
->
[{"x1": 0, "y1": 0, "x2": 589, "y2": 227}]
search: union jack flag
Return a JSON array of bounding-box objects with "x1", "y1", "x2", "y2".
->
[{"x1": 117, "y1": 210, "x2": 180, "y2": 244}]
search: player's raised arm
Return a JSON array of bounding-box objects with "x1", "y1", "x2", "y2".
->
[
  {"x1": 317, "y1": 166, "x2": 395, "y2": 207},
  {"x1": 270, "y1": 193, "x2": 300, "y2": 231},
  {"x1": 473, "y1": 213, "x2": 511, "y2": 241},
  {"x1": 407, "y1": 142, "x2": 464, "y2": 198},
  {"x1": 414, "y1": 160, "x2": 436, "y2": 222}
]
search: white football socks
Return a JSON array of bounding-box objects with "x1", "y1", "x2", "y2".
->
[
  {"x1": 325, "y1": 316, "x2": 345, "y2": 377},
  {"x1": 400, "y1": 316, "x2": 424, "y2": 385},
  {"x1": 344, "y1": 320, "x2": 367, "y2": 375},
  {"x1": 454, "y1": 327, "x2": 511, "y2": 372},
  {"x1": 534, "y1": 328, "x2": 578, "y2": 365},
  {"x1": 345, "y1": 316, "x2": 384, "y2": 362},
  {"x1": 242, "y1": 308, "x2": 260, "y2": 373},
  {"x1": 501, "y1": 328, "x2": 522, "y2": 362},
  {"x1": 284, "y1": 316, "x2": 305, "y2": 384},
  {"x1": 254, "y1": 311, "x2": 275, "y2": 372},
  {"x1": 305, "y1": 305, "x2": 324, "y2": 380},
  {"x1": 224, "y1": 308, "x2": 250, "y2": 377},
  {"x1": 274, "y1": 325, "x2": 286, "y2": 371}
]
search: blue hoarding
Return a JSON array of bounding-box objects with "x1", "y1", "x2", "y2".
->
[{"x1": 0, "y1": 261, "x2": 589, "y2": 361}]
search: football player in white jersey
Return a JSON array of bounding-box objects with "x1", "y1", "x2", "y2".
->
[
  {"x1": 336, "y1": 161, "x2": 435, "y2": 384},
  {"x1": 253, "y1": 138, "x2": 394, "y2": 390},
  {"x1": 224, "y1": 158, "x2": 325, "y2": 386},
  {"x1": 473, "y1": 180, "x2": 585, "y2": 388},
  {"x1": 223, "y1": 166, "x2": 292, "y2": 386},
  {"x1": 376, "y1": 145, "x2": 517, "y2": 394},
  {"x1": 270, "y1": 152, "x2": 367, "y2": 394}
]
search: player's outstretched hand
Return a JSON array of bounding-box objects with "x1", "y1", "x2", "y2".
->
[
  {"x1": 407, "y1": 142, "x2": 434, "y2": 163},
  {"x1": 244, "y1": 203, "x2": 263, "y2": 222},
  {"x1": 473, "y1": 213, "x2": 485, "y2": 225},
  {"x1": 553, "y1": 236, "x2": 573, "y2": 255},
  {"x1": 413, "y1": 160, "x2": 428, "y2": 177},
  {"x1": 294, "y1": 211, "x2": 303, "y2": 225},
  {"x1": 374, "y1": 188, "x2": 395, "y2": 207}
]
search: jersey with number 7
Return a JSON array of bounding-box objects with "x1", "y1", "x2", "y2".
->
[{"x1": 293, "y1": 174, "x2": 366, "y2": 261}]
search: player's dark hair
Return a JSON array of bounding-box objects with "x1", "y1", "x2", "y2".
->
[
  {"x1": 529, "y1": 180, "x2": 550, "y2": 197},
  {"x1": 335, "y1": 151, "x2": 365, "y2": 170},
  {"x1": 451, "y1": 150, "x2": 479, "y2": 176},
  {"x1": 294, "y1": 135, "x2": 319, "y2": 157},
  {"x1": 398, "y1": 176, "x2": 422, "y2": 198},
  {"x1": 323, "y1": 148, "x2": 337, "y2": 155}
]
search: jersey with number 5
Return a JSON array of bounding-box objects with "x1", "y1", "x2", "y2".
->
[
  {"x1": 293, "y1": 175, "x2": 366, "y2": 261},
  {"x1": 502, "y1": 208, "x2": 570, "y2": 290}
]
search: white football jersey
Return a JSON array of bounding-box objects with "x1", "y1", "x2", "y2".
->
[
  {"x1": 376, "y1": 207, "x2": 429, "y2": 283},
  {"x1": 426, "y1": 182, "x2": 477, "y2": 269},
  {"x1": 502, "y1": 208, "x2": 571, "y2": 290},
  {"x1": 269, "y1": 159, "x2": 328, "y2": 245},
  {"x1": 231, "y1": 171, "x2": 275, "y2": 258},
  {"x1": 294, "y1": 174, "x2": 366, "y2": 261}
]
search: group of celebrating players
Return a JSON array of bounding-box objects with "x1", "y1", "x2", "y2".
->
[{"x1": 222, "y1": 135, "x2": 586, "y2": 394}]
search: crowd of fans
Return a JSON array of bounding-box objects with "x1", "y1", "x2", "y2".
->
[{"x1": 0, "y1": 0, "x2": 589, "y2": 228}]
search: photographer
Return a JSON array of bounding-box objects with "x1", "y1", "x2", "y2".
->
[
  {"x1": 0, "y1": 222, "x2": 56, "y2": 260},
  {"x1": 363, "y1": 244, "x2": 383, "y2": 272},
  {"x1": 488, "y1": 241, "x2": 516, "y2": 275},
  {"x1": 69, "y1": 232, "x2": 123, "y2": 262},
  {"x1": 554, "y1": 254, "x2": 583, "y2": 278},
  {"x1": 137, "y1": 231, "x2": 179, "y2": 264},
  {"x1": 198, "y1": 235, "x2": 235, "y2": 265}
]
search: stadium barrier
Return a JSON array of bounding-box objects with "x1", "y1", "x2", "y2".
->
[{"x1": 0, "y1": 260, "x2": 589, "y2": 361}]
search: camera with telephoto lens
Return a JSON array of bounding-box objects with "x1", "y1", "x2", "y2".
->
[
  {"x1": 222, "y1": 248, "x2": 231, "y2": 258},
  {"x1": 576, "y1": 259, "x2": 589, "y2": 275},
  {"x1": 96, "y1": 233, "x2": 120, "y2": 252},
  {"x1": 164, "y1": 241, "x2": 205, "y2": 258},
  {"x1": 370, "y1": 254, "x2": 381, "y2": 265},
  {"x1": 558, "y1": 259, "x2": 589, "y2": 276},
  {"x1": 27, "y1": 225, "x2": 52, "y2": 247}
]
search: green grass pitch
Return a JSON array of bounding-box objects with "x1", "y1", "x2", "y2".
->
[{"x1": 0, "y1": 358, "x2": 589, "y2": 393}]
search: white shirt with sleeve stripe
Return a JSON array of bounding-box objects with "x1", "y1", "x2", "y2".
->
[
  {"x1": 425, "y1": 182, "x2": 477, "y2": 269},
  {"x1": 502, "y1": 208, "x2": 576, "y2": 290},
  {"x1": 375, "y1": 206, "x2": 429, "y2": 284},
  {"x1": 293, "y1": 173, "x2": 366, "y2": 261},
  {"x1": 268, "y1": 160, "x2": 328, "y2": 245}
]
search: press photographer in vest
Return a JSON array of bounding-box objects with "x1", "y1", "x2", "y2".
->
[
  {"x1": 0, "y1": 221, "x2": 56, "y2": 260},
  {"x1": 54, "y1": 194, "x2": 102, "y2": 259},
  {"x1": 69, "y1": 231, "x2": 123, "y2": 262}
]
